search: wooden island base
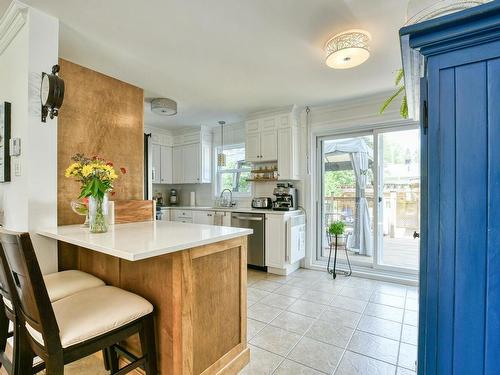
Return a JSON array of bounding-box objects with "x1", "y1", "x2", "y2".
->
[{"x1": 59, "y1": 236, "x2": 249, "y2": 375}]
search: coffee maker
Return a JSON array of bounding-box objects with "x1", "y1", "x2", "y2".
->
[
  {"x1": 169, "y1": 189, "x2": 178, "y2": 206},
  {"x1": 273, "y1": 183, "x2": 297, "y2": 211}
]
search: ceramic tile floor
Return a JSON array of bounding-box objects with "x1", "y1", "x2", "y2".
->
[
  {"x1": 35, "y1": 268, "x2": 418, "y2": 375},
  {"x1": 240, "y1": 268, "x2": 418, "y2": 375}
]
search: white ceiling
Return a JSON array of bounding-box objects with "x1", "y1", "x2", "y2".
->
[{"x1": 2, "y1": 0, "x2": 408, "y2": 129}]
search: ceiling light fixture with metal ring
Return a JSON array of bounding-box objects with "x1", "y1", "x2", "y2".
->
[{"x1": 324, "y1": 29, "x2": 371, "y2": 69}]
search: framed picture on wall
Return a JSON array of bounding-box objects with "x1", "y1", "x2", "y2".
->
[{"x1": 0, "y1": 102, "x2": 11, "y2": 183}]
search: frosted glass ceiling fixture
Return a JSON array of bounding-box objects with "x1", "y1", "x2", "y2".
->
[{"x1": 324, "y1": 29, "x2": 371, "y2": 69}]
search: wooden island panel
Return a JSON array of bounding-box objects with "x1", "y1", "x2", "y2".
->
[{"x1": 58, "y1": 236, "x2": 249, "y2": 375}]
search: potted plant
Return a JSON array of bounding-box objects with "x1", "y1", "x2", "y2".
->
[
  {"x1": 65, "y1": 154, "x2": 126, "y2": 233},
  {"x1": 328, "y1": 220, "x2": 346, "y2": 246}
]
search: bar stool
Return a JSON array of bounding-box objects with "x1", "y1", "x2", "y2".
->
[
  {"x1": 0, "y1": 246, "x2": 105, "y2": 373},
  {"x1": 0, "y1": 231, "x2": 158, "y2": 375}
]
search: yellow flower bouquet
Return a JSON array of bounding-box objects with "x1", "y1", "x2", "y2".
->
[{"x1": 65, "y1": 154, "x2": 126, "y2": 233}]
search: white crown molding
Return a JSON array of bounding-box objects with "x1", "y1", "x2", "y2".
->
[
  {"x1": 0, "y1": 1, "x2": 28, "y2": 56},
  {"x1": 245, "y1": 104, "x2": 297, "y2": 120}
]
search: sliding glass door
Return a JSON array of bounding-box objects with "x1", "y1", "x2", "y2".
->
[
  {"x1": 316, "y1": 126, "x2": 420, "y2": 274},
  {"x1": 376, "y1": 128, "x2": 420, "y2": 271},
  {"x1": 317, "y1": 134, "x2": 375, "y2": 267}
]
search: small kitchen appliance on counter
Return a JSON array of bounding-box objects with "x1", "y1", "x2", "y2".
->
[
  {"x1": 251, "y1": 197, "x2": 273, "y2": 209},
  {"x1": 273, "y1": 183, "x2": 297, "y2": 211},
  {"x1": 169, "y1": 189, "x2": 178, "y2": 206}
]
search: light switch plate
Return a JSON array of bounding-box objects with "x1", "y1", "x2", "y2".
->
[{"x1": 9, "y1": 138, "x2": 21, "y2": 157}]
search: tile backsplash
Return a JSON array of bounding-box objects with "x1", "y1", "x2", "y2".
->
[{"x1": 153, "y1": 180, "x2": 303, "y2": 209}]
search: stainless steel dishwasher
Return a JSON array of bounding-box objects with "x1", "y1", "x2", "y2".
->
[{"x1": 231, "y1": 212, "x2": 266, "y2": 268}]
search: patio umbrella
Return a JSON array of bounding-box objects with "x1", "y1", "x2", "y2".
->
[{"x1": 323, "y1": 138, "x2": 373, "y2": 256}]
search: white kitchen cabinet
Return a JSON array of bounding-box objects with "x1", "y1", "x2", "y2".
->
[
  {"x1": 278, "y1": 126, "x2": 300, "y2": 180},
  {"x1": 150, "y1": 128, "x2": 211, "y2": 185},
  {"x1": 260, "y1": 129, "x2": 278, "y2": 161},
  {"x1": 265, "y1": 215, "x2": 286, "y2": 269},
  {"x1": 245, "y1": 133, "x2": 261, "y2": 162},
  {"x1": 201, "y1": 142, "x2": 212, "y2": 183},
  {"x1": 213, "y1": 211, "x2": 231, "y2": 226},
  {"x1": 192, "y1": 210, "x2": 215, "y2": 225},
  {"x1": 152, "y1": 143, "x2": 161, "y2": 184},
  {"x1": 182, "y1": 143, "x2": 200, "y2": 183},
  {"x1": 265, "y1": 212, "x2": 305, "y2": 275},
  {"x1": 152, "y1": 144, "x2": 173, "y2": 184},
  {"x1": 173, "y1": 147, "x2": 184, "y2": 184},
  {"x1": 160, "y1": 145, "x2": 173, "y2": 184},
  {"x1": 171, "y1": 209, "x2": 193, "y2": 222},
  {"x1": 245, "y1": 117, "x2": 278, "y2": 162}
]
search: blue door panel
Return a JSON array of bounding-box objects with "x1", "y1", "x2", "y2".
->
[
  {"x1": 424, "y1": 60, "x2": 442, "y2": 375},
  {"x1": 485, "y1": 58, "x2": 500, "y2": 375},
  {"x1": 437, "y1": 67, "x2": 456, "y2": 375},
  {"x1": 453, "y1": 61, "x2": 488, "y2": 375}
]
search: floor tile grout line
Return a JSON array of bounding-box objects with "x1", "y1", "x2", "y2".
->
[
  {"x1": 331, "y1": 284, "x2": 373, "y2": 375},
  {"x1": 394, "y1": 288, "x2": 409, "y2": 371},
  {"x1": 246, "y1": 271, "x2": 417, "y2": 374}
]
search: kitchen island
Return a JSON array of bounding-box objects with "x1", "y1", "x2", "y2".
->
[{"x1": 39, "y1": 221, "x2": 252, "y2": 375}]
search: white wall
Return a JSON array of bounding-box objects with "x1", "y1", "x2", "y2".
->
[{"x1": 0, "y1": 1, "x2": 59, "y2": 274}]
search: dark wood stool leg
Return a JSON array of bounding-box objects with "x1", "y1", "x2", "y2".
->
[
  {"x1": 16, "y1": 331, "x2": 34, "y2": 375},
  {"x1": 0, "y1": 310, "x2": 8, "y2": 369},
  {"x1": 45, "y1": 354, "x2": 64, "y2": 375},
  {"x1": 102, "y1": 348, "x2": 110, "y2": 371},
  {"x1": 107, "y1": 345, "x2": 119, "y2": 373},
  {"x1": 139, "y1": 316, "x2": 157, "y2": 375}
]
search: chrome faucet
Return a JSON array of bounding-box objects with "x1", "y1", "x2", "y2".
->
[{"x1": 219, "y1": 189, "x2": 235, "y2": 208}]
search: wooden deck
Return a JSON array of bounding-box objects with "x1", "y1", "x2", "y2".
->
[{"x1": 323, "y1": 237, "x2": 419, "y2": 270}]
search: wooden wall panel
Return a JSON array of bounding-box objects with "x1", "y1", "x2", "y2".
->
[
  {"x1": 114, "y1": 200, "x2": 155, "y2": 224},
  {"x1": 57, "y1": 58, "x2": 144, "y2": 226},
  {"x1": 192, "y1": 247, "x2": 241, "y2": 375}
]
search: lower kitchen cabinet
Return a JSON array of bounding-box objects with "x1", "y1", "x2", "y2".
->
[
  {"x1": 192, "y1": 210, "x2": 215, "y2": 225},
  {"x1": 265, "y1": 212, "x2": 305, "y2": 275}
]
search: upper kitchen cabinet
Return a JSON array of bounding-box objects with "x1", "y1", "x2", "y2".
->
[
  {"x1": 245, "y1": 117, "x2": 278, "y2": 162},
  {"x1": 152, "y1": 143, "x2": 161, "y2": 184},
  {"x1": 245, "y1": 112, "x2": 301, "y2": 180},
  {"x1": 277, "y1": 114, "x2": 300, "y2": 180},
  {"x1": 160, "y1": 145, "x2": 173, "y2": 184},
  {"x1": 151, "y1": 137, "x2": 173, "y2": 184},
  {"x1": 148, "y1": 127, "x2": 212, "y2": 185},
  {"x1": 172, "y1": 129, "x2": 212, "y2": 184}
]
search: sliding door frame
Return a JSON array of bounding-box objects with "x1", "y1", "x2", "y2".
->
[{"x1": 314, "y1": 123, "x2": 419, "y2": 277}]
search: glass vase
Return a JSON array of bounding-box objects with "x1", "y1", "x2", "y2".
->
[{"x1": 89, "y1": 194, "x2": 109, "y2": 233}]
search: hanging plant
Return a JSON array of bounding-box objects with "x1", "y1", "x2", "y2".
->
[{"x1": 380, "y1": 69, "x2": 408, "y2": 119}]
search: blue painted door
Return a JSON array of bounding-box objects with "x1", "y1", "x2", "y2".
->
[{"x1": 420, "y1": 38, "x2": 500, "y2": 374}]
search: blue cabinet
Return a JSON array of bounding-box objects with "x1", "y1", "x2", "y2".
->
[{"x1": 401, "y1": 4, "x2": 500, "y2": 374}]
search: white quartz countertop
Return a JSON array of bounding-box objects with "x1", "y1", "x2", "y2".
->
[
  {"x1": 38, "y1": 221, "x2": 253, "y2": 261},
  {"x1": 159, "y1": 206, "x2": 301, "y2": 215}
]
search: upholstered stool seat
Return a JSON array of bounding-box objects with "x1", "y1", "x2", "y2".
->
[
  {"x1": 1, "y1": 270, "x2": 104, "y2": 310},
  {"x1": 43, "y1": 270, "x2": 105, "y2": 302},
  {"x1": 26, "y1": 285, "x2": 153, "y2": 348}
]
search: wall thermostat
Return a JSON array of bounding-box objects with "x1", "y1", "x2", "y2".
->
[{"x1": 9, "y1": 138, "x2": 21, "y2": 157}]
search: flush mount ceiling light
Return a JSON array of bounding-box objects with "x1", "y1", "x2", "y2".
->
[
  {"x1": 151, "y1": 98, "x2": 177, "y2": 116},
  {"x1": 324, "y1": 29, "x2": 371, "y2": 69}
]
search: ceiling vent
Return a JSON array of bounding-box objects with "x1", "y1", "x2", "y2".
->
[{"x1": 151, "y1": 98, "x2": 177, "y2": 116}]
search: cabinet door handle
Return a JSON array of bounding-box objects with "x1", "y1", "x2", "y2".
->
[{"x1": 152, "y1": 168, "x2": 156, "y2": 181}]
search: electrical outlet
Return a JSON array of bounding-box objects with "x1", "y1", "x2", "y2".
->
[{"x1": 13, "y1": 159, "x2": 21, "y2": 176}]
